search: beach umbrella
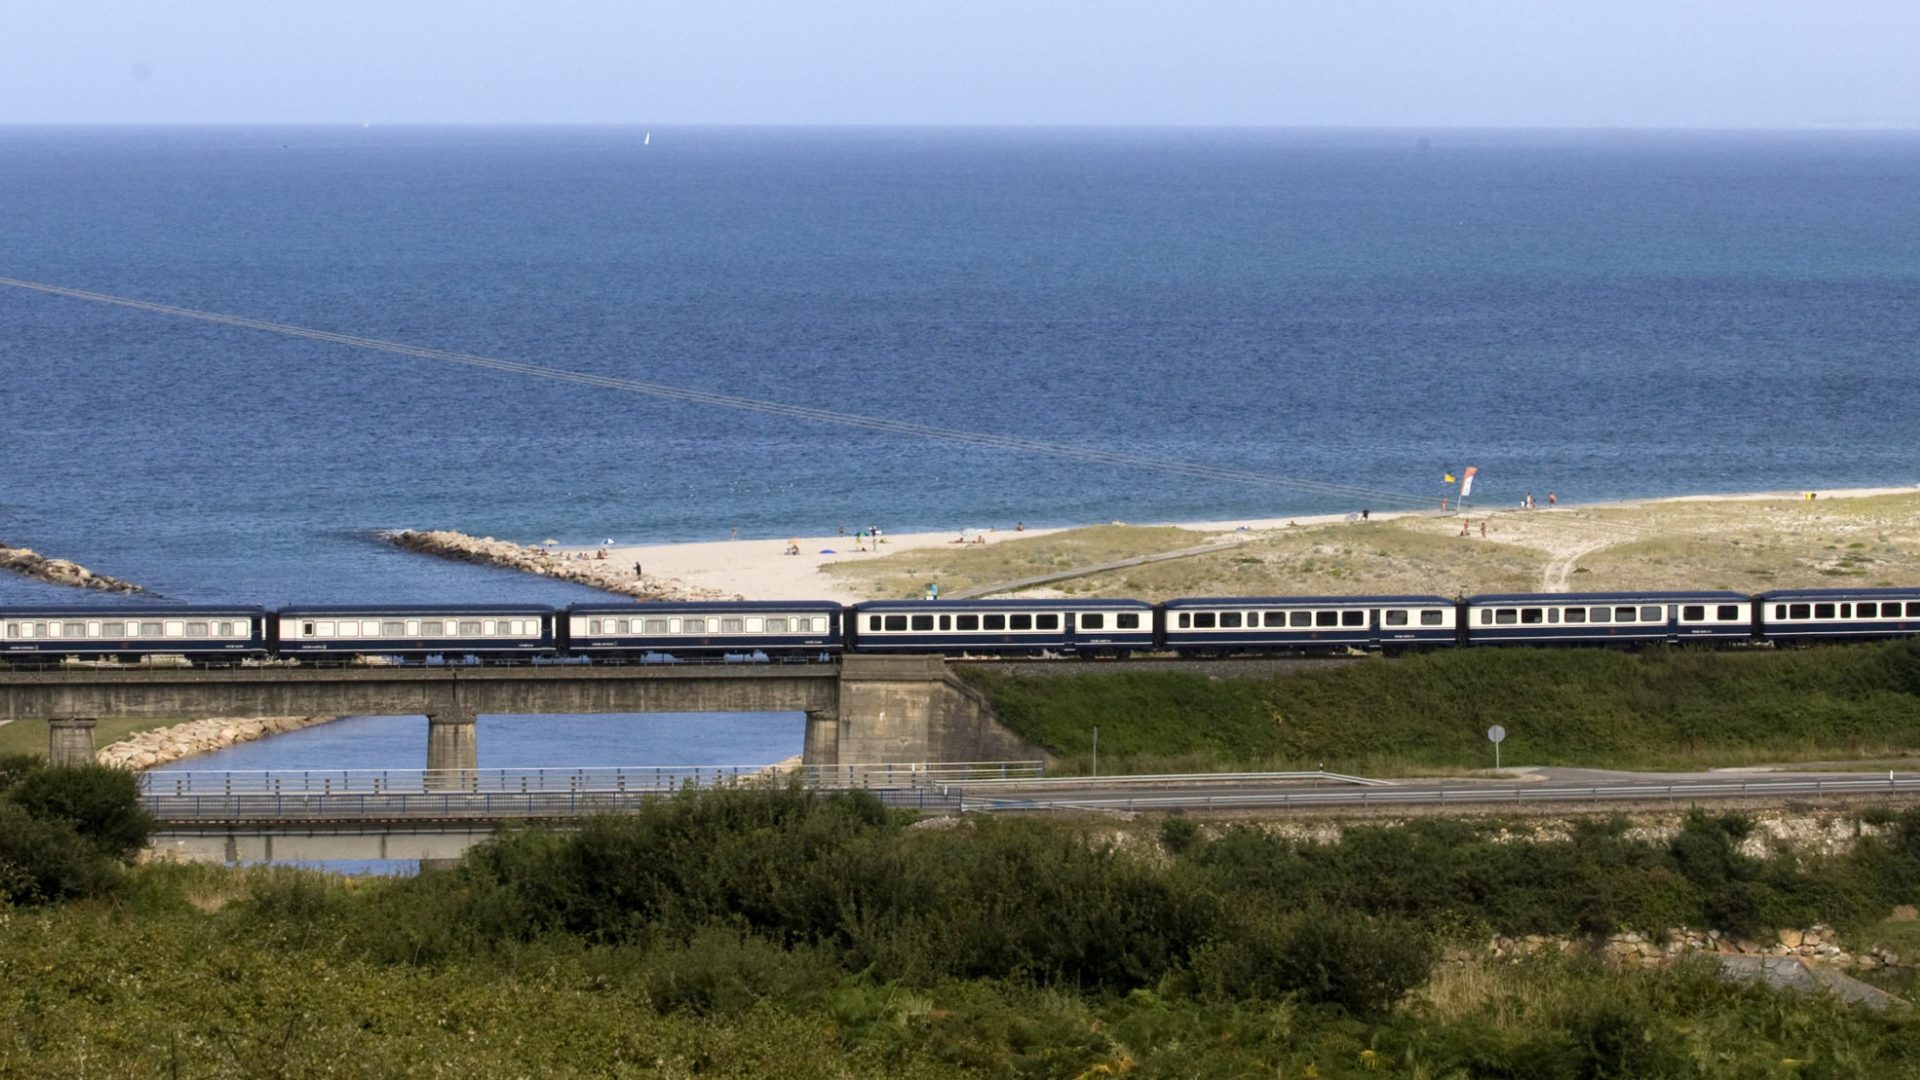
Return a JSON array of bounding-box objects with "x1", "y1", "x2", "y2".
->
[{"x1": 542, "y1": 538, "x2": 559, "y2": 546}]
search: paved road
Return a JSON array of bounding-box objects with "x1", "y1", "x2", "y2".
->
[{"x1": 944, "y1": 766, "x2": 1920, "y2": 813}]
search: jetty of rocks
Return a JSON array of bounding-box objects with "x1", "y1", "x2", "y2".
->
[
  {"x1": 1, "y1": 543, "x2": 143, "y2": 593},
  {"x1": 385, "y1": 530, "x2": 740, "y2": 601},
  {"x1": 97, "y1": 715, "x2": 337, "y2": 770}
]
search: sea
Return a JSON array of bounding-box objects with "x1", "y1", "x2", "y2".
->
[{"x1": 4, "y1": 126, "x2": 1918, "y2": 775}]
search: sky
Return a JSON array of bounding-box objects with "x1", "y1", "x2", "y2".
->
[{"x1": 5, "y1": 2, "x2": 1917, "y2": 128}]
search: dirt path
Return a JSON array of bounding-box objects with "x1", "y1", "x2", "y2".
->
[{"x1": 1540, "y1": 534, "x2": 1619, "y2": 592}]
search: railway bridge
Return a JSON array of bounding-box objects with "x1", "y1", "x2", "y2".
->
[{"x1": 0, "y1": 655, "x2": 1038, "y2": 776}]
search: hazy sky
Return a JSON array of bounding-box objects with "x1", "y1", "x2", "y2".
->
[{"x1": 6, "y1": 2, "x2": 1916, "y2": 127}]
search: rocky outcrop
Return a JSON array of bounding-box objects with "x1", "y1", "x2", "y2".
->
[
  {"x1": 1, "y1": 543, "x2": 143, "y2": 593},
  {"x1": 1485, "y1": 922, "x2": 1909, "y2": 973},
  {"x1": 384, "y1": 530, "x2": 739, "y2": 601},
  {"x1": 97, "y1": 715, "x2": 336, "y2": 770}
]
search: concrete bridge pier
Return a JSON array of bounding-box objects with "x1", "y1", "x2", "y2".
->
[
  {"x1": 47, "y1": 717, "x2": 98, "y2": 766},
  {"x1": 802, "y1": 708, "x2": 839, "y2": 764},
  {"x1": 426, "y1": 712, "x2": 478, "y2": 790}
]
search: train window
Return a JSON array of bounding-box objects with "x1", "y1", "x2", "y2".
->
[
  {"x1": 1010, "y1": 614, "x2": 1033, "y2": 631},
  {"x1": 459, "y1": 621, "x2": 481, "y2": 635},
  {"x1": 984, "y1": 615, "x2": 1006, "y2": 631},
  {"x1": 1261, "y1": 612, "x2": 1284, "y2": 627},
  {"x1": 868, "y1": 616, "x2": 883, "y2": 631},
  {"x1": 1814, "y1": 604, "x2": 1835, "y2": 619},
  {"x1": 1909, "y1": 602, "x2": 1920, "y2": 617},
  {"x1": 42, "y1": 623, "x2": 60, "y2": 639},
  {"x1": 1614, "y1": 608, "x2": 1637, "y2": 623},
  {"x1": 422, "y1": 621, "x2": 443, "y2": 636},
  {"x1": 1291, "y1": 611, "x2": 1311, "y2": 627},
  {"x1": 957, "y1": 615, "x2": 980, "y2": 631},
  {"x1": 165, "y1": 621, "x2": 184, "y2": 637},
  {"x1": 1840, "y1": 604, "x2": 1853, "y2": 618},
  {"x1": 1421, "y1": 610, "x2": 1444, "y2": 626},
  {"x1": 588, "y1": 620, "x2": 602, "y2": 634},
  {"x1": 685, "y1": 618, "x2": 707, "y2": 634},
  {"x1": 1718, "y1": 606, "x2": 1741, "y2": 621},
  {"x1": 1547, "y1": 610, "x2": 1560, "y2": 623},
  {"x1": 301, "y1": 622, "x2": 316, "y2": 637},
  {"x1": 911, "y1": 615, "x2": 935, "y2": 631},
  {"x1": 1855, "y1": 604, "x2": 1875, "y2": 618},
  {"x1": 939, "y1": 616, "x2": 951, "y2": 631},
  {"x1": 1495, "y1": 609, "x2": 1517, "y2": 625},
  {"x1": 1177, "y1": 613, "x2": 1190, "y2": 629},
  {"x1": 1193, "y1": 612, "x2": 1216, "y2": 629},
  {"x1": 765, "y1": 618, "x2": 788, "y2": 633},
  {"x1": 1116, "y1": 614, "x2": 1140, "y2": 629},
  {"x1": 3, "y1": 624, "x2": 16, "y2": 638},
  {"x1": 185, "y1": 622, "x2": 207, "y2": 636},
  {"x1": 383, "y1": 621, "x2": 404, "y2": 636},
  {"x1": 1564, "y1": 608, "x2": 1586, "y2": 624},
  {"x1": 1585, "y1": 608, "x2": 1606, "y2": 623},
  {"x1": 1385, "y1": 610, "x2": 1408, "y2": 626},
  {"x1": 1641, "y1": 606, "x2": 1663, "y2": 622},
  {"x1": 722, "y1": 619, "x2": 744, "y2": 633},
  {"x1": 1220, "y1": 612, "x2": 1242, "y2": 628},
  {"x1": 1082, "y1": 613, "x2": 1104, "y2": 630},
  {"x1": 104, "y1": 622, "x2": 125, "y2": 636},
  {"x1": 1682, "y1": 606, "x2": 1705, "y2": 621},
  {"x1": 1342, "y1": 610, "x2": 1364, "y2": 627},
  {"x1": 1316, "y1": 611, "x2": 1339, "y2": 627},
  {"x1": 1037, "y1": 615, "x2": 1059, "y2": 630},
  {"x1": 645, "y1": 619, "x2": 669, "y2": 633},
  {"x1": 66, "y1": 622, "x2": 89, "y2": 637},
  {"x1": 1788, "y1": 604, "x2": 1810, "y2": 619},
  {"x1": 884, "y1": 616, "x2": 908, "y2": 631},
  {"x1": 1479, "y1": 610, "x2": 1492, "y2": 625},
  {"x1": 1520, "y1": 609, "x2": 1543, "y2": 624},
  {"x1": 613, "y1": 620, "x2": 630, "y2": 633}
]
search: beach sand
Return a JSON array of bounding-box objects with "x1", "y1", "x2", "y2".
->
[{"x1": 557, "y1": 486, "x2": 1918, "y2": 603}]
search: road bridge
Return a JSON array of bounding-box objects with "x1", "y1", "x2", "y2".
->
[{"x1": 0, "y1": 655, "x2": 1040, "y2": 776}]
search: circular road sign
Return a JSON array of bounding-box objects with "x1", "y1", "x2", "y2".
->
[{"x1": 1487, "y1": 725, "x2": 1506, "y2": 744}]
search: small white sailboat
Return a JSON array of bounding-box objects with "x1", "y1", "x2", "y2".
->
[{"x1": 644, "y1": 131, "x2": 651, "y2": 146}]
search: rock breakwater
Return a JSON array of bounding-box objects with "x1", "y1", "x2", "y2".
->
[
  {"x1": 97, "y1": 715, "x2": 336, "y2": 770},
  {"x1": 385, "y1": 530, "x2": 740, "y2": 601},
  {"x1": 1, "y1": 543, "x2": 143, "y2": 593}
]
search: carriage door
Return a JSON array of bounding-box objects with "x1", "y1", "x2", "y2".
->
[{"x1": 1064, "y1": 612, "x2": 1077, "y2": 652}]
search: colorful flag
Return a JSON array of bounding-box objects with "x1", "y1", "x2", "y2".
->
[
  {"x1": 1444, "y1": 473, "x2": 1456, "y2": 484},
  {"x1": 1460, "y1": 466, "x2": 1478, "y2": 499}
]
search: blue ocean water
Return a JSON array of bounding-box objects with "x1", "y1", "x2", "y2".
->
[{"x1": 3, "y1": 126, "x2": 1918, "y2": 611}]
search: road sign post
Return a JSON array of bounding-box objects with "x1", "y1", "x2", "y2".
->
[{"x1": 1487, "y1": 724, "x2": 1506, "y2": 771}]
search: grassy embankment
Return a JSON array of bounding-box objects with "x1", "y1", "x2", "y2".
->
[
  {"x1": 962, "y1": 639, "x2": 1920, "y2": 776},
  {"x1": 7, "y1": 783, "x2": 1920, "y2": 1074},
  {"x1": 0, "y1": 715, "x2": 192, "y2": 759}
]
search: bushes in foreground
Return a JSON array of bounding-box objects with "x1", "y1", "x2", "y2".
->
[{"x1": 0, "y1": 758, "x2": 152, "y2": 904}]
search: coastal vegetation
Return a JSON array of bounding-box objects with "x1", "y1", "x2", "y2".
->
[
  {"x1": 963, "y1": 638, "x2": 1920, "y2": 775},
  {"x1": 4, "y1": 786, "x2": 1920, "y2": 1074},
  {"x1": 830, "y1": 491, "x2": 1920, "y2": 599}
]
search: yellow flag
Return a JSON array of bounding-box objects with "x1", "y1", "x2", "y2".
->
[{"x1": 1444, "y1": 473, "x2": 1456, "y2": 484}]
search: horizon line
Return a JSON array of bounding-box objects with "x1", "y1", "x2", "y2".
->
[{"x1": 2, "y1": 120, "x2": 1918, "y2": 133}]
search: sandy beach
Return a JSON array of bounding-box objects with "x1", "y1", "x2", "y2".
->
[{"x1": 547, "y1": 486, "x2": 1918, "y2": 603}]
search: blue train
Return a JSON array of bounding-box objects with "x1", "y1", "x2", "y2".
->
[{"x1": 2, "y1": 586, "x2": 1917, "y2": 666}]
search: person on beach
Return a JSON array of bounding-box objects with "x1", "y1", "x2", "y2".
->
[
  {"x1": 1548, "y1": 492, "x2": 1557, "y2": 507},
  {"x1": 730, "y1": 525, "x2": 739, "y2": 541},
  {"x1": 1362, "y1": 508, "x2": 1370, "y2": 521},
  {"x1": 1460, "y1": 519, "x2": 1470, "y2": 537},
  {"x1": 1480, "y1": 521, "x2": 1487, "y2": 538},
  {"x1": 634, "y1": 562, "x2": 643, "y2": 579},
  {"x1": 837, "y1": 524, "x2": 845, "y2": 537}
]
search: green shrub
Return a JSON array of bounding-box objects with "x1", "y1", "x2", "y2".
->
[
  {"x1": 0, "y1": 754, "x2": 42, "y2": 794},
  {"x1": 0, "y1": 803, "x2": 120, "y2": 903},
  {"x1": 5, "y1": 764, "x2": 153, "y2": 860},
  {"x1": 1158, "y1": 815, "x2": 1200, "y2": 856}
]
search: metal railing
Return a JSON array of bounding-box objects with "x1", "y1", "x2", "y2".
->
[
  {"x1": 145, "y1": 787, "x2": 963, "y2": 822},
  {"x1": 941, "y1": 769, "x2": 1394, "y2": 790},
  {"x1": 139, "y1": 761, "x2": 1045, "y2": 797}
]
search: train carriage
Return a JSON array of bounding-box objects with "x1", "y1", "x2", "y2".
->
[
  {"x1": 850, "y1": 599, "x2": 1152, "y2": 657},
  {"x1": 0, "y1": 605, "x2": 266, "y2": 664},
  {"x1": 1757, "y1": 588, "x2": 1920, "y2": 643},
  {"x1": 1464, "y1": 591, "x2": 1753, "y2": 646},
  {"x1": 1162, "y1": 595, "x2": 1458, "y2": 655},
  {"x1": 564, "y1": 601, "x2": 842, "y2": 660},
  {"x1": 274, "y1": 604, "x2": 555, "y2": 661}
]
